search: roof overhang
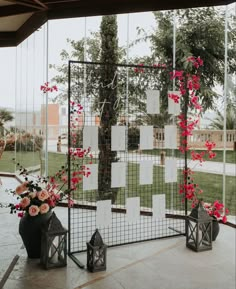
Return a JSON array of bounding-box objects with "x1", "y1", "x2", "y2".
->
[{"x1": 0, "y1": 0, "x2": 234, "y2": 47}]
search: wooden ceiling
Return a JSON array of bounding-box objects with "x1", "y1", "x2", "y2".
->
[{"x1": 0, "y1": 0, "x2": 234, "y2": 47}]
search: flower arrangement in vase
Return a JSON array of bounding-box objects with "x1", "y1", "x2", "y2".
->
[{"x1": 6, "y1": 82, "x2": 93, "y2": 257}]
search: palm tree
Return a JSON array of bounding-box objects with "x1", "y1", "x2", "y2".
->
[
  {"x1": 0, "y1": 108, "x2": 14, "y2": 136},
  {"x1": 209, "y1": 102, "x2": 235, "y2": 130}
]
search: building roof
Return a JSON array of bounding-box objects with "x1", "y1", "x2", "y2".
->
[{"x1": 0, "y1": 0, "x2": 234, "y2": 47}]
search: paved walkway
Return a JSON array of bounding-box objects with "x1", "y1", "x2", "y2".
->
[
  {"x1": 123, "y1": 152, "x2": 236, "y2": 176},
  {"x1": 0, "y1": 177, "x2": 235, "y2": 289}
]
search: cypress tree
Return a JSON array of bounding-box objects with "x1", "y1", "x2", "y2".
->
[{"x1": 98, "y1": 15, "x2": 119, "y2": 203}]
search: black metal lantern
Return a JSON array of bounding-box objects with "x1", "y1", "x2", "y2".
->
[
  {"x1": 186, "y1": 202, "x2": 213, "y2": 252},
  {"x1": 87, "y1": 229, "x2": 107, "y2": 272},
  {"x1": 40, "y1": 212, "x2": 68, "y2": 269}
]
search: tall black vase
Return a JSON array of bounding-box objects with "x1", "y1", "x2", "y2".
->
[
  {"x1": 19, "y1": 212, "x2": 52, "y2": 258},
  {"x1": 212, "y1": 218, "x2": 220, "y2": 241}
]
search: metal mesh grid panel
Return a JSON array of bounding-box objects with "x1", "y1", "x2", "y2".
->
[{"x1": 67, "y1": 61, "x2": 185, "y2": 267}]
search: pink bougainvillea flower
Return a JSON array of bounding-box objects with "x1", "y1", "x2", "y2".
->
[
  {"x1": 187, "y1": 56, "x2": 195, "y2": 62},
  {"x1": 68, "y1": 198, "x2": 74, "y2": 208},
  {"x1": 191, "y1": 151, "x2": 205, "y2": 163},
  {"x1": 134, "y1": 63, "x2": 144, "y2": 73},
  {"x1": 222, "y1": 215, "x2": 227, "y2": 223},
  {"x1": 18, "y1": 212, "x2": 24, "y2": 218},
  {"x1": 47, "y1": 199, "x2": 56, "y2": 208},
  {"x1": 40, "y1": 82, "x2": 58, "y2": 94},
  {"x1": 205, "y1": 140, "x2": 216, "y2": 151},
  {"x1": 196, "y1": 56, "x2": 203, "y2": 66},
  {"x1": 61, "y1": 175, "x2": 68, "y2": 183},
  {"x1": 28, "y1": 205, "x2": 40, "y2": 216},
  {"x1": 213, "y1": 200, "x2": 224, "y2": 211},
  {"x1": 168, "y1": 93, "x2": 180, "y2": 103},
  {"x1": 214, "y1": 210, "x2": 221, "y2": 218},
  {"x1": 40, "y1": 203, "x2": 50, "y2": 214},
  {"x1": 208, "y1": 151, "x2": 216, "y2": 159},
  {"x1": 15, "y1": 203, "x2": 21, "y2": 209},
  {"x1": 71, "y1": 177, "x2": 80, "y2": 185},
  {"x1": 170, "y1": 70, "x2": 183, "y2": 80}
]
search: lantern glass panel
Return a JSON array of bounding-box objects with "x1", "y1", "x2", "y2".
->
[
  {"x1": 186, "y1": 217, "x2": 212, "y2": 252},
  {"x1": 200, "y1": 222, "x2": 212, "y2": 247},
  {"x1": 48, "y1": 235, "x2": 66, "y2": 264},
  {"x1": 94, "y1": 247, "x2": 105, "y2": 266},
  {"x1": 187, "y1": 219, "x2": 198, "y2": 247}
]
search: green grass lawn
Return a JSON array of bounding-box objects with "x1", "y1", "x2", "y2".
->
[
  {"x1": 0, "y1": 151, "x2": 40, "y2": 173},
  {"x1": 1, "y1": 151, "x2": 235, "y2": 215},
  {"x1": 141, "y1": 148, "x2": 236, "y2": 163},
  {"x1": 115, "y1": 163, "x2": 236, "y2": 215}
]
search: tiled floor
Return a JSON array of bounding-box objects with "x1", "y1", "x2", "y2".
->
[{"x1": 0, "y1": 176, "x2": 235, "y2": 289}]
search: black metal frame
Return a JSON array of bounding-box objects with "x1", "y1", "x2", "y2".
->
[{"x1": 67, "y1": 60, "x2": 186, "y2": 268}]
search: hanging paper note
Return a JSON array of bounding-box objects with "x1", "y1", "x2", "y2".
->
[
  {"x1": 164, "y1": 125, "x2": 177, "y2": 149},
  {"x1": 83, "y1": 126, "x2": 98, "y2": 152},
  {"x1": 152, "y1": 194, "x2": 166, "y2": 219},
  {"x1": 165, "y1": 158, "x2": 177, "y2": 183},
  {"x1": 111, "y1": 126, "x2": 126, "y2": 151},
  {"x1": 146, "y1": 89, "x2": 160, "y2": 114},
  {"x1": 140, "y1": 126, "x2": 153, "y2": 150},
  {"x1": 168, "y1": 91, "x2": 181, "y2": 115},
  {"x1": 96, "y1": 200, "x2": 112, "y2": 228},
  {"x1": 126, "y1": 197, "x2": 140, "y2": 223},
  {"x1": 83, "y1": 164, "x2": 98, "y2": 191},
  {"x1": 111, "y1": 162, "x2": 126, "y2": 188},
  {"x1": 139, "y1": 160, "x2": 153, "y2": 185}
]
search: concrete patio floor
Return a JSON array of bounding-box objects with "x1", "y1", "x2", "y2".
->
[{"x1": 0, "y1": 176, "x2": 235, "y2": 289}]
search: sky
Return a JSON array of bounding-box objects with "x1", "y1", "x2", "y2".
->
[{"x1": 0, "y1": 12, "x2": 155, "y2": 109}]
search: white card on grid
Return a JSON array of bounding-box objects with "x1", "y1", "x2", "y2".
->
[
  {"x1": 139, "y1": 160, "x2": 153, "y2": 185},
  {"x1": 140, "y1": 126, "x2": 153, "y2": 150},
  {"x1": 83, "y1": 164, "x2": 98, "y2": 191},
  {"x1": 111, "y1": 162, "x2": 126, "y2": 188},
  {"x1": 164, "y1": 125, "x2": 177, "y2": 149},
  {"x1": 96, "y1": 200, "x2": 112, "y2": 228},
  {"x1": 152, "y1": 194, "x2": 166, "y2": 219},
  {"x1": 146, "y1": 89, "x2": 160, "y2": 114},
  {"x1": 83, "y1": 126, "x2": 98, "y2": 152},
  {"x1": 165, "y1": 158, "x2": 177, "y2": 183},
  {"x1": 168, "y1": 91, "x2": 181, "y2": 115},
  {"x1": 126, "y1": 197, "x2": 140, "y2": 223},
  {"x1": 111, "y1": 126, "x2": 126, "y2": 151}
]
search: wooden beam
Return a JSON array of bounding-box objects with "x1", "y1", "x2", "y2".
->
[
  {"x1": 7, "y1": 0, "x2": 45, "y2": 10},
  {"x1": 16, "y1": 11, "x2": 48, "y2": 46},
  {"x1": 44, "y1": 0, "x2": 81, "y2": 4},
  {"x1": 0, "y1": 32, "x2": 17, "y2": 47},
  {"x1": 0, "y1": 0, "x2": 235, "y2": 47},
  {"x1": 0, "y1": 4, "x2": 37, "y2": 17},
  {"x1": 33, "y1": 0, "x2": 48, "y2": 9},
  {"x1": 47, "y1": 0, "x2": 235, "y2": 20}
]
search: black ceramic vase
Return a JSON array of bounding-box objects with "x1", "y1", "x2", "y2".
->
[
  {"x1": 212, "y1": 217, "x2": 220, "y2": 241},
  {"x1": 19, "y1": 212, "x2": 52, "y2": 258}
]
